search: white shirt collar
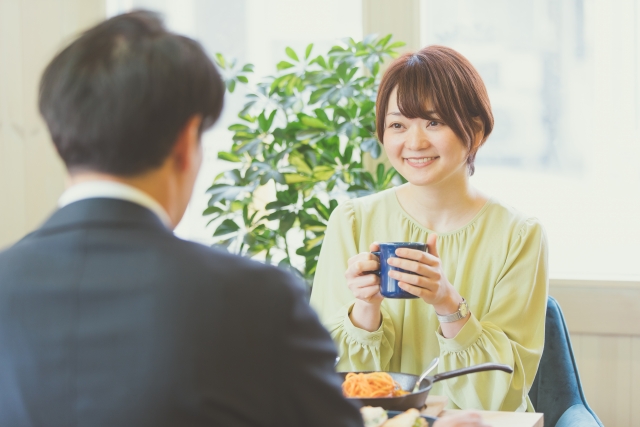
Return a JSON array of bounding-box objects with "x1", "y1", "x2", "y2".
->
[{"x1": 58, "y1": 180, "x2": 173, "y2": 228}]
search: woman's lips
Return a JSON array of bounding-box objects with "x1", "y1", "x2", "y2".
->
[{"x1": 404, "y1": 156, "x2": 439, "y2": 167}]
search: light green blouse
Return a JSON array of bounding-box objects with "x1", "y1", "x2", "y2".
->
[{"x1": 310, "y1": 188, "x2": 548, "y2": 412}]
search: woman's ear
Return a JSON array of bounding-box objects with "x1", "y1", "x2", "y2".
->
[{"x1": 472, "y1": 116, "x2": 485, "y2": 149}]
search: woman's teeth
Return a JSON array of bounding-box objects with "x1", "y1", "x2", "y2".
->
[{"x1": 406, "y1": 157, "x2": 438, "y2": 163}]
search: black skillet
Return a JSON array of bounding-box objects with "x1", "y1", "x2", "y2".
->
[{"x1": 339, "y1": 362, "x2": 513, "y2": 411}]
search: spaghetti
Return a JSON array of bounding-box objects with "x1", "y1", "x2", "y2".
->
[{"x1": 342, "y1": 372, "x2": 409, "y2": 398}]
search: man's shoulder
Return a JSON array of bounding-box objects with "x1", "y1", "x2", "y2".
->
[
  {"x1": 0, "y1": 226, "x2": 306, "y2": 302},
  {"x1": 167, "y1": 237, "x2": 306, "y2": 296}
]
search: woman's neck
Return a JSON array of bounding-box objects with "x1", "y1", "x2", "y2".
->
[{"x1": 395, "y1": 173, "x2": 487, "y2": 233}]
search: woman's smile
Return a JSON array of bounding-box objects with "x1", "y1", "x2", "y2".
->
[{"x1": 404, "y1": 156, "x2": 439, "y2": 167}]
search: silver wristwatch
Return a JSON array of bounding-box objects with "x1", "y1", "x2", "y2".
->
[{"x1": 436, "y1": 298, "x2": 470, "y2": 323}]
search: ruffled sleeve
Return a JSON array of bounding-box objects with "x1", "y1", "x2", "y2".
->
[
  {"x1": 310, "y1": 201, "x2": 396, "y2": 372},
  {"x1": 435, "y1": 217, "x2": 548, "y2": 411}
]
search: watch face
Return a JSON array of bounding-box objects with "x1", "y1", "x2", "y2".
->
[{"x1": 459, "y1": 302, "x2": 469, "y2": 317}]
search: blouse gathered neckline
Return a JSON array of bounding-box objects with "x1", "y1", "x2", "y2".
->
[{"x1": 390, "y1": 188, "x2": 494, "y2": 236}]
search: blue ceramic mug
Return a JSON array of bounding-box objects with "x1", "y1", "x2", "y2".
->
[{"x1": 371, "y1": 242, "x2": 427, "y2": 299}]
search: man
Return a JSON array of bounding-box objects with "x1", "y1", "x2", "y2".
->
[{"x1": 0, "y1": 11, "x2": 362, "y2": 427}]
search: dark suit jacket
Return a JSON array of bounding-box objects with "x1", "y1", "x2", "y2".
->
[{"x1": 0, "y1": 198, "x2": 362, "y2": 427}]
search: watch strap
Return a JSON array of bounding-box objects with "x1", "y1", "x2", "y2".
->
[{"x1": 436, "y1": 298, "x2": 469, "y2": 323}]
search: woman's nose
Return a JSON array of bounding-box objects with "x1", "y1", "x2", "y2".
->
[{"x1": 405, "y1": 126, "x2": 430, "y2": 150}]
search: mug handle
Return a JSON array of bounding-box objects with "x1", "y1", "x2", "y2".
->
[{"x1": 368, "y1": 251, "x2": 381, "y2": 276}]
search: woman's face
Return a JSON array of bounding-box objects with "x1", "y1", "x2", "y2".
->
[{"x1": 383, "y1": 86, "x2": 470, "y2": 187}]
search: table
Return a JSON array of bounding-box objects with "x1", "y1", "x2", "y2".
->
[
  {"x1": 423, "y1": 396, "x2": 543, "y2": 427},
  {"x1": 439, "y1": 410, "x2": 543, "y2": 427}
]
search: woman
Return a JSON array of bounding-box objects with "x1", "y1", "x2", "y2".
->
[{"x1": 310, "y1": 46, "x2": 548, "y2": 412}]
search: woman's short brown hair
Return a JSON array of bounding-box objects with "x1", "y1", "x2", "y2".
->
[{"x1": 376, "y1": 45, "x2": 493, "y2": 175}]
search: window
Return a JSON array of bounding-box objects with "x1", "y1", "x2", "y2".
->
[{"x1": 422, "y1": 0, "x2": 640, "y2": 278}]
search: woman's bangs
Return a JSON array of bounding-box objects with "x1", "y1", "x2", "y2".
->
[{"x1": 395, "y1": 64, "x2": 442, "y2": 122}]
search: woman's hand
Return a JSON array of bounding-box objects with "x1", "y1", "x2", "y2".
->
[
  {"x1": 388, "y1": 234, "x2": 469, "y2": 338},
  {"x1": 387, "y1": 234, "x2": 460, "y2": 312},
  {"x1": 345, "y1": 242, "x2": 384, "y2": 306},
  {"x1": 345, "y1": 242, "x2": 384, "y2": 332}
]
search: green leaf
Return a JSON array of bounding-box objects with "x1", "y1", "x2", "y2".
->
[
  {"x1": 386, "y1": 41, "x2": 406, "y2": 49},
  {"x1": 305, "y1": 43, "x2": 314, "y2": 59},
  {"x1": 228, "y1": 124, "x2": 251, "y2": 132},
  {"x1": 310, "y1": 55, "x2": 328, "y2": 68},
  {"x1": 376, "y1": 163, "x2": 385, "y2": 184},
  {"x1": 265, "y1": 201, "x2": 290, "y2": 210},
  {"x1": 346, "y1": 67, "x2": 358, "y2": 82},
  {"x1": 361, "y1": 137, "x2": 380, "y2": 154},
  {"x1": 277, "y1": 61, "x2": 295, "y2": 70},
  {"x1": 215, "y1": 53, "x2": 226, "y2": 68},
  {"x1": 336, "y1": 62, "x2": 349, "y2": 81},
  {"x1": 289, "y1": 152, "x2": 313, "y2": 175},
  {"x1": 202, "y1": 206, "x2": 223, "y2": 216},
  {"x1": 213, "y1": 219, "x2": 240, "y2": 236},
  {"x1": 237, "y1": 75, "x2": 249, "y2": 83},
  {"x1": 284, "y1": 174, "x2": 313, "y2": 184},
  {"x1": 242, "y1": 63, "x2": 255, "y2": 72},
  {"x1": 304, "y1": 235, "x2": 324, "y2": 250},
  {"x1": 295, "y1": 129, "x2": 322, "y2": 141},
  {"x1": 279, "y1": 212, "x2": 296, "y2": 233},
  {"x1": 376, "y1": 34, "x2": 392, "y2": 47},
  {"x1": 266, "y1": 210, "x2": 287, "y2": 221},
  {"x1": 265, "y1": 109, "x2": 277, "y2": 130},
  {"x1": 372, "y1": 62, "x2": 380, "y2": 77},
  {"x1": 228, "y1": 79, "x2": 236, "y2": 93},
  {"x1": 217, "y1": 151, "x2": 241, "y2": 162},
  {"x1": 300, "y1": 115, "x2": 329, "y2": 129},
  {"x1": 314, "y1": 200, "x2": 330, "y2": 220},
  {"x1": 313, "y1": 165, "x2": 335, "y2": 181},
  {"x1": 302, "y1": 224, "x2": 326, "y2": 232},
  {"x1": 309, "y1": 88, "x2": 331, "y2": 104},
  {"x1": 285, "y1": 47, "x2": 299, "y2": 62},
  {"x1": 206, "y1": 183, "x2": 250, "y2": 204}
]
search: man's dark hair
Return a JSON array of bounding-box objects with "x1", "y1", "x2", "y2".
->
[{"x1": 39, "y1": 10, "x2": 224, "y2": 175}]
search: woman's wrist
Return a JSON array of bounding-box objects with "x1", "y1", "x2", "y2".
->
[
  {"x1": 432, "y1": 286, "x2": 463, "y2": 315},
  {"x1": 350, "y1": 299, "x2": 383, "y2": 332}
]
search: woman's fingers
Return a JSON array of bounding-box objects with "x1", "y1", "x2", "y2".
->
[
  {"x1": 394, "y1": 247, "x2": 439, "y2": 266},
  {"x1": 347, "y1": 274, "x2": 381, "y2": 301},
  {"x1": 345, "y1": 259, "x2": 379, "y2": 279},
  {"x1": 348, "y1": 272, "x2": 379, "y2": 289},
  {"x1": 387, "y1": 256, "x2": 441, "y2": 280},
  {"x1": 369, "y1": 241, "x2": 380, "y2": 252},
  {"x1": 347, "y1": 251, "x2": 378, "y2": 266},
  {"x1": 388, "y1": 269, "x2": 431, "y2": 287},
  {"x1": 353, "y1": 284, "x2": 382, "y2": 302},
  {"x1": 397, "y1": 281, "x2": 435, "y2": 300}
]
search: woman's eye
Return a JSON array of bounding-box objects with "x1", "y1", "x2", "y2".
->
[
  {"x1": 389, "y1": 123, "x2": 403, "y2": 129},
  {"x1": 428, "y1": 121, "x2": 440, "y2": 127}
]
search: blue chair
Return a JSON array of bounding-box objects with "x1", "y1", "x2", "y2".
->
[{"x1": 528, "y1": 296, "x2": 603, "y2": 427}]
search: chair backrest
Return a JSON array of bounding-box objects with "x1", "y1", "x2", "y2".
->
[{"x1": 528, "y1": 296, "x2": 603, "y2": 427}]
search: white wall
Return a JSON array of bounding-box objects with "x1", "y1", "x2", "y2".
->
[{"x1": 0, "y1": 0, "x2": 106, "y2": 249}]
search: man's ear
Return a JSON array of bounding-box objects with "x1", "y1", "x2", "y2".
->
[{"x1": 172, "y1": 115, "x2": 202, "y2": 172}]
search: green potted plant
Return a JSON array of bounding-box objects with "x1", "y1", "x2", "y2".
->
[{"x1": 205, "y1": 35, "x2": 405, "y2": 285}]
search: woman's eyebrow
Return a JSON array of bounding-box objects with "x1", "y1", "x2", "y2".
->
[{"x1": 387, "y1": 110, "x2": 440, "y2": 117}]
